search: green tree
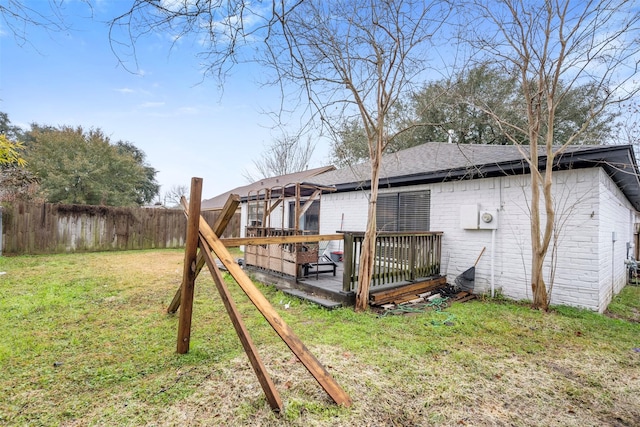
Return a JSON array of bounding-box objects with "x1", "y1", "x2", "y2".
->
[
  {"x1": 331, "y1": 65, "x2": 619, "y2": 165},
  {"x1": 0, "y1": 134, "x2": 25, "y2": 167},
  {"x1": 330, "y1": 119, "x2": 370, "y2": 168},
  {"x1": 0, "y1": 112, "x2": 25, "y2": 142},
  {"x1": 24, "y1": 126, "x2": 159, "y2": 206},
  {"x1": 0, "y1": 113, "x2": 39, "y2": 202},
  {"x1": 114, "y1": 141, "x2": 160, "y2": 205}
]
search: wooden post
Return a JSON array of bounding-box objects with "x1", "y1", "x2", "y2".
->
[
  {"x1": 167, "y1": 194, "x2": 241, "y2": 314},
  {"x1": 176, "y1": 178, "x2": 203, "y2": 354},
  {"x1": 184, "y1": 204, "x2": 352, "y2": 407},
  {"x1": 294, "y1": 183, "x2": 301, "y2": 231},
  {"x1": 167, "y1": 286, "x2": 182, "y2": 314},
  {"x1": 198, "y1": 239, "x2": 284, "y2": 411},
  {"x1": 409, "y1": 235, "x2": 416, "y2": 282},
  {"x1": 343, "y1": 233, "x2": 353, "y2": 292}
]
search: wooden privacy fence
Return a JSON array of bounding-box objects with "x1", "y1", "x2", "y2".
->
[
  {"x1": 1, "y1": 201, "x2": 240, "y2": 255},
  {"x1": 342, "y1": 231, "x2": 443, "y2": 292}
]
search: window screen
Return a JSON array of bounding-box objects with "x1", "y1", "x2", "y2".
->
[
  {"x1": 376, "y1": 190, "x2": 430, "y2": 232},
  {"x1": 248, "y1": 202, "x2": 264, "y2": 226},
  {"x1": 288, "y1": 200, "x2": 320, "y2": 233}
]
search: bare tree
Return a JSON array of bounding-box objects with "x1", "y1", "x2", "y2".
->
[
  {"x1": 463, "y1": 0, "x2": 640, "y2": 310},
  {"x1": 163, "y1": 184, "x2": 189, "y2": 208},
  {"x1": 112, "y1": 0, "x2": 451, "y2": 311},
  {"x1": 265, "y1": 1, "x2": 451, "y2": 310},
  {"x1": 243, "y1": 132, "x2": 315, "y2": 182},
  {"x1": 0, "y1": 0, "x2": 91, "y2": 47},
  {"x1": 616, "y1": 100, "x2": 640, "y2": 147}
]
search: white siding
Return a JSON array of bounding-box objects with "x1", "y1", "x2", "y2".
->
[{"x1": 319, "y1": 167, "x2": 638, "y2": 311}]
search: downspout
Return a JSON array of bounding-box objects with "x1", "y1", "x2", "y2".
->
[{"x1": 612, "y1": 231, "x2": 617, "y2": 300}]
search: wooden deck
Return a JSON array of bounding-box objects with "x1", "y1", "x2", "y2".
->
[
  {"x1": 243, "y1": 263, "x2": 351, "y2": 307},
  {"x1": 242, "y1": 230, "x2": 444, "y2": 308},
  {"x1": 296, "y1": 263, "x2": 352, "y2": 303},
  {"x1": 247, "y1": 261, "x2": 447, "y2": 308}
]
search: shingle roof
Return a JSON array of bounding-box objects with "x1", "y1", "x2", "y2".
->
[
  {"x1": 305, "y1": 142, "x2": 640, "y2": 211},
  {"x1": 201, "y1": 166, "x2": 336, "y2": 210},
  {"x1": 307, "y1": 142, "x2": 522, "y2": 186}
]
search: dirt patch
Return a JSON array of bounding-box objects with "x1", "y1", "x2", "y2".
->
[
  {"x1": 147, "y1": 343, "x2": 640, "y2": 426},
  {"x1": 605, "y1": 307, "x2": 640, "y2": 323}
]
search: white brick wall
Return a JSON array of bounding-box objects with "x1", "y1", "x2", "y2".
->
[
  {"x1": 319, "y1": 190, "x2": 370, "y2": 253},
  {"x1": 319, "y1": 167, "x2": 637, "y2": 311},
  {"x1": 597, "y1": 168, "x2": 638, "y2": 311},
  {"x1": 239, "y1": 197, "x2": 295, "y2": 238}
]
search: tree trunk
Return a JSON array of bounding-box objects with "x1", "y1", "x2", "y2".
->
[
  {"x1": 354, "y1": 141, "x2": 382, "y2": 312},
  {"x1": 531, "y1": 246, "x2": 549, "y2": 310},
  {"x1": 354, "y1": 207, "x2": 377, "y2": 311},
  {"x1": 530, "y1": 166, "x2": 554, "y2": 311}
]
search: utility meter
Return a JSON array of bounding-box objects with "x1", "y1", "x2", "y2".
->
[
  {"x1": 479, "y1": 210, "x2": 498, "y2": 230},
  {"x1": 481, "y1": 212, "x2": 494, "y2": 223}
]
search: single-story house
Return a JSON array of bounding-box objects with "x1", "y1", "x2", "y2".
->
[
  {"x1": 210, "y1": 142, "x2": 640, "y2": 312},
  {"x1": 306, "y1": 142, "x2": 640, "y2": 312}
]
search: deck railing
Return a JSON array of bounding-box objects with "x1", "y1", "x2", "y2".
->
[
  {"x1": 342, "y1": 231, "x2": 443, "y2": 292},
  {"x1": 244, "y1": 226, "x2": 319, "y2": 276}
]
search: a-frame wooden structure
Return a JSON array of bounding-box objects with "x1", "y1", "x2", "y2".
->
[{"x1": 168, "y1": 178, "x2": 351, "y2": 412}]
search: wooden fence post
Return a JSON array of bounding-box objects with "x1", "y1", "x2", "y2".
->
[{"x1": 176, "y1": 178, "x2": 203, "y2": 354}]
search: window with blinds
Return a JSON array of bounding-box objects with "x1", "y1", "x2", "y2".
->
[{"x1": 376, "y1": 190, "x2": 430, "y2": 232}]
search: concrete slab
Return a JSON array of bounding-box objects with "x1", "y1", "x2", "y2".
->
[{"x1": 282, "y1": 288, "x2": 343, "y2": 310}]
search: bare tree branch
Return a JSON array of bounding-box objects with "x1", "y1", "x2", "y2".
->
[
  {"x1": 243, "y1": 131, "x2": 315, "y2": 182},
  {"x1": 0, "y1": 0, "x2": 92, "y2": 48}
]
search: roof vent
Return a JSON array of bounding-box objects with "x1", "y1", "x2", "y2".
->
[{"x1": 447, "y1": 129, "x2": 455, "y2": 144}]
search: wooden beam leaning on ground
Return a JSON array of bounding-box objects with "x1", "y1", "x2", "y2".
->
[
  {"x1": 197, "y1": 237, "x2": 284, "y2": 411},
  {"x1": 219, "y1": 233, "x2": 343, "y2": 247},
  {"x1": 167, "y1": 194, "x2": 241, "y2": 313},
  {"x1": 176, "y1": 178, "x2": 203, "y2": 354},
  {"x1": 185, "y1": 202, "x2": 353, "y2": 407}
]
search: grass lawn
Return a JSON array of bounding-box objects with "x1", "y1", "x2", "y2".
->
[{"x1": 1, "y1": 249, "x2": 639, "y2": 426}]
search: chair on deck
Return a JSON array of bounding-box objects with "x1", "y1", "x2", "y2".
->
[{"x1": 302, "y1": 241, "x2": 338, "y2": 279}]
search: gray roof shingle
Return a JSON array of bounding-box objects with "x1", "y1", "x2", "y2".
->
[
  {"x1": 201, "y1": 166, "x2": 335, "y2": 210},
  {"x1": 305, "y1": 142, "x2": 640, "y2": 210}
]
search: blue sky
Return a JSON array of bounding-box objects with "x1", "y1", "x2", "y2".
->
[
  {"x1": 0, "y1": 1, "x2": 332, "y2": 201},
  {"x1": 3, "y1": 2, "x2": 638, "y2": 202}
]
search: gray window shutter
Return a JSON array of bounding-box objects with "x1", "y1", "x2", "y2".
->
[
  {"x1": 376, "y1": 194, "x2": 398, "y2": 231},
  {"x1": 398, "y1": 191, "x2": 430, "y2": 231},
  {"x1": 376, "y1": 190, "x2": 430, "y2": 232}
]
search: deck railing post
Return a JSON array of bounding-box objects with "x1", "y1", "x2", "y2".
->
[
  {"x1": 342, "y1": 233, "x2": 354, "y2": 292},
  {"x1": 436, "y1": 233, "x2": 442, "y2": 275},
  {"x1": 409, "y1": 235, "x2": 416, "y2": 281}
]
